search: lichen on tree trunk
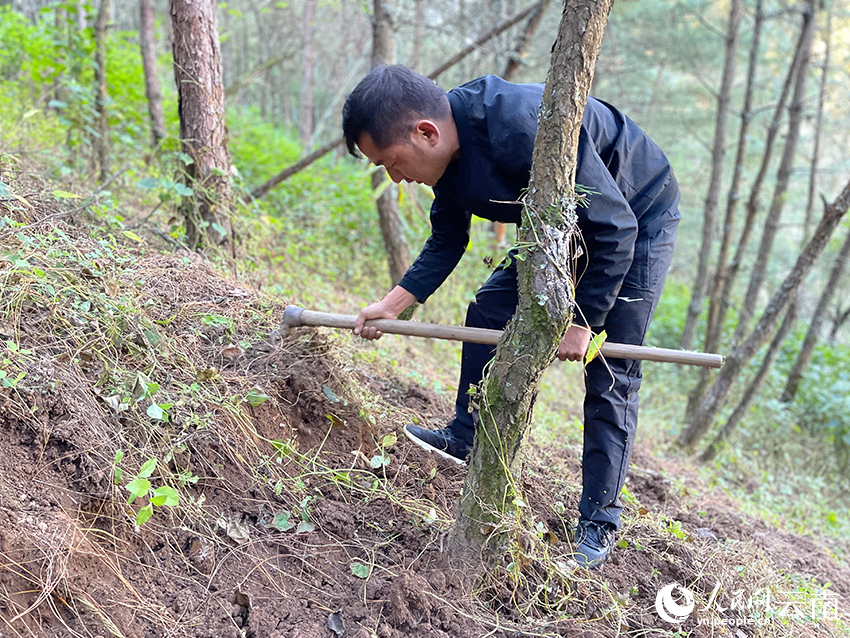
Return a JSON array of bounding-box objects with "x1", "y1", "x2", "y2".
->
[{"x1": 449, "y1": 0, "x2": 613, "y2": 567}]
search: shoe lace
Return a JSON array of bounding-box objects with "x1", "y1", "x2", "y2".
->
[{"x1": 579, "y1": 521, "x2": 615, "y2": 548}]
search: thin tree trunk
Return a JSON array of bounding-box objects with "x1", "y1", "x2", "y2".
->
[
  {"x1": 732, "y1": 0, "x2": 817, "y2": 345},
  {"x1": 803, "y1": 10, "x2": 831, "y2": 242},
  {"x1": 140, "y1": 0, "x2": 167, "y2": 146},
  {"x1": 709, "y1": 6, "x2": 810, "y2": 353},
  {"x1": 412, "y1": 0, "x2": 423, "y2": 70},
  {"x1": 679, "y1": 177, "x2": 850, "y2": 451},
  {"x1": 76, "y1": 0, "x2": 87, "y2": 30},
  {"x1": 680, "y1": 0, "x2": 743, "y2": 351},
  {"x1": 93, "y1": 0, "x2": 110, "y2": 182},
  {"x1": 830, "y1": 304, "x2": 850, "y2": 342},
  {"x1": 428, "y1": 1, "x2": 541, "y2": 80},
  {"x1": 171, "y1": 0, "x2": 233, "y2": 249},
  {"x1": 371, "y1": 0, "x2": 410, "y2": 287},
  {"x1": 700, "y1": 302, "x2": 798, "y2": 462},
  {"x1": 503, "y1": 0, "x2": 550, "y2": 80},
  {"x1": 250, "y1": 1, "x2": 543, "y2": 200},
  {"x1": 688, "y1": 0, "x2": 764, "y2": 418},
  {"x1": 781, "y1": 226, "x2": 850, "y2": 402},
  {"x1": 299, "y1": 0, "x2": 317, "y2": 146},
  {"x1": 450, "y1": 0, "x2": 611, "y2": 564}
]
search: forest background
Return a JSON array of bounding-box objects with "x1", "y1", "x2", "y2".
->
[{"x1": 2, "y1": 0, "x2": 850, "y2": 577}]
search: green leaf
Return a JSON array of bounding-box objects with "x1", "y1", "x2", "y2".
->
[
  {"x1": 137, "y1": 177, "x2": 160, "y2": 191},
  {"x1": 147, "y1": 403, "x2": 166, "y2": 420},
  {"x1": 370, "y1": 453, "x2": 389, "y2": 469},
  {"x1": 122, "y1": 230, "x2": 144, "y2": 243},
  {"x1": 23, "y1": 109, "x2": 39, "y2": 119},
  {"x1": 136, "y1": 504, "x2": 154, "y2": 526},
  {"x1": 585, "y1": 330, "x2": 608, "y2": 366},
  {"x1": 177, "y1": 152, "x2": 194, "y2": 166},
  {"x1": 138, "y1": 458, "x2": 157, "y2": 478},
  {"x1": 296, "y1": 520, "x2": 315, "y2": 534},
  {"x1": 350, "y1": 560, "x2": 371, "y2": 579},
  {"x1": 245, "y1": 389, "x2": 270, "y2": 407},
  {"x1": 151, "y1": 485, "x2": 179, "y2": 507},
  {"x1": 379, "y1": 432, "x2": 397, "y2": 449},
  {"x1": 126, "y1": 478, "x2": 151, "y2": 504},
  {"x1": 52, "y1": 189, "x2": 80, "y2": 199},
  {"x1": 272, "y1": 510, "x2": 295, "y2": 531},
  {"x1": 322, "y1": 384, "x2": 341, "y2": 403},
  {"x1": 174, "y1": 183, "x2": 194, "y2": 197}
]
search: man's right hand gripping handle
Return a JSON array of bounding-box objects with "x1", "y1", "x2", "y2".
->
[{"x1": 353, "y1": 286, "x2": 417, "y2": 340}]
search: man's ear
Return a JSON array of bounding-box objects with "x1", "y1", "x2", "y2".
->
[{"x1": 411, "y1": 120, "x2": 440, "y2": 147}]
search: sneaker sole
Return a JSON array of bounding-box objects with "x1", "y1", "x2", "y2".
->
[{"x1": 403, "y1": 426, "x2": 467, "y2": 467}]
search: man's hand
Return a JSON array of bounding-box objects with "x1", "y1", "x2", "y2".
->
[
  {"x1": 557, "y1": 324, "x2": 592, "y2": 362},
  {"x1": 354, "y1": 286, "x2": 417, "y2": 340}
]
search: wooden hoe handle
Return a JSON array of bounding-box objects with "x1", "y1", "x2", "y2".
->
[{"x1": 280, "y1": 305, "x2": 724, "y2": 369}]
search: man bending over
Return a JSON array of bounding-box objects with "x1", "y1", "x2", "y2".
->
[{"x1": 342, "y1": 65, "x2": 680, "y2": 568}]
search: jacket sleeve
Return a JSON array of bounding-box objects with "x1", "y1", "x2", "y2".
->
[
  {"x1": 573, "y1": 126, "x2": 638, "y2": 327},
  {"x1": 397, "y1": 187, "x2": 471, "y2": 303}
]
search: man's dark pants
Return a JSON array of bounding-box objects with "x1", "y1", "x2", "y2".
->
[{"x1": 447, "y1": 214, "x2": 679, "y2": 530}]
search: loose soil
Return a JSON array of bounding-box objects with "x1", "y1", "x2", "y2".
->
[{"x1": 0, "y1": 194, "x2": 846, "y2": 638}]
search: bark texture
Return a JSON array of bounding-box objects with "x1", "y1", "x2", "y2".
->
[
  {"x1": 93, "y1": 0, "x2": 110, "y2": 182},
  {"x1": 172, "y1": 0, "x2": 233, "y2": 249},
  {"x1": 709, "y1": 7, "x2": 809, "y2": 352},
  {"x1": 688, "y1": 0, "x2": 763, "y2": 418},
  {"x1": 781, "y1": 227, "x2": 850, "y2": 402},
  {"x1": 140, "y1": 0, "x2": 167, "y2": 146},
  {"x1": 502, "y1": 0, "x2": 551, "y2": 81},
  {"x1": 733, "y1": 0, "x2": 817, "y2": 345},
  {"x1": 449, "y1": 0, "x2": 612, "y2": 565},
  {"x1": 371, "y1": 0, "x2": 410, "y2": 288},
  {"x1": 680, "y1": 0, "x2": 742, "y2": 351},
  {"x1": 700, "y1": 302, "x2": 798, "y2": 462},
  {"x1": 299, "y1": 0, "x2": 317, "y2": 145},
  {"x1": 803, "y1": 9, "x2": 831, "y2": 240},
  {"x1": 679, "y1": 177, "x2": 850, "y2": 450}
]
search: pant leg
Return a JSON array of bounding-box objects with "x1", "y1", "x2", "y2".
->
[
  {"x1": 448, "y1": 256, "x2": 519, "y2": 444},
  {"x1": 579, "y1": 216, "x2": 678, "y2": 528}
]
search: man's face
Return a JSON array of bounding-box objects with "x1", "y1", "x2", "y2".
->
[{"x1": 357, "y1": 125, "x2": 449, "y2": 187}]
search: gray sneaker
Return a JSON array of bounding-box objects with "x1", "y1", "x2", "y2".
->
[
  {"x1": 403, "y1": 425, "x2": 471, "y2": 465},
  {"x1": 574, "y1": 520, "x2": 615, "y2": 569}
]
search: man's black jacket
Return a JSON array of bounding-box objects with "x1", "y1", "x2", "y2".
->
[{"x1": 397, "y1": 75, "x2": 680, "y2": 328}]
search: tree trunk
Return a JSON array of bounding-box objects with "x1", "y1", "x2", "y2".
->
[
  {"x1": 370, "y1": 0, "x2": 410, "y2": 288},
  {"x1": 830, "y1": 304, "x2": 850, "y2": 342},
  {"x1": 687, "y1": 0, "x2": 764, "y2": 418},
  {"x1": 732, "y1": 0, "x2": 817, "y2": 345},
  {"x1": 76, "y1": 0, "x2": 87, "y2": 30},
  {"x1": 299, "y1": 0, "x2": 317, "y2": 146},
  {"x1": 502, "y1": 0, "x2": 550, "y2": 81},
  {"x1": 450, "y1": 0, "x2": 611, "y2": 565},
  {"x1": 700, "y1": 302, "x2": 798, "y2": 462},
  {"x1": 140, "y1": 0, "x2": 167, "y2": 146},
  {"x1": 678, "y1": 177, "x2": 850, "y2": 451},
  {"x1": 171, "y1": 0, "x2": 233, "y2": 249},
  {"x1": 679, "y1": 0, "x2": 742, "y2": 351},
  {"x1": 708, "y1": 6, "x2": 810, "y2": 354},
  {"x1": 803, "y1": 9, "x2": 831, "y2": 242},
  {"x1": 93, "y1": 0, "x2": 110, "y2": 182},
  {"x1": 781, "y1": 226, "x2": 850, "y2": 402},
  {"x1": 412, "y1": 0, "x2": 422, "y2": 70}
]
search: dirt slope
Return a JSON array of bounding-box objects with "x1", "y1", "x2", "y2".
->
[{"x1": 0, "y1": 189, "x2": 846, "y2": 638}]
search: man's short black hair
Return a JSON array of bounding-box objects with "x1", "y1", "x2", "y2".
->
[{"x1": 342, "y1": 65, "x2": 451, "y2": 157}]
